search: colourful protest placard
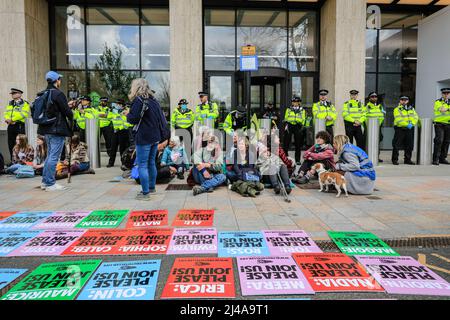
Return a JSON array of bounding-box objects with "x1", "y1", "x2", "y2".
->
[
  {"x1": 218, "y1": 231, "x2": 270, "y2": 257},
  {"x1": 263, "y1": 230, "x2": 322, "y2": 256},
  {"x1": 62, "y1": 230, "x2": 129, "y2": 256},
  {"x1": 171, "y1": 209, "x2": 214, "y2": 227},
  {"x1": 167, "y1": 228, "x2": 217, "y2": 255},
  {"x1": 126, "y1": 210, "x2": 168, "y2": 229},
  {"x1": 292, "y1": 253, "x2": 384, "y2": 292},
  {"x1": 75, "y1": 210, "x2": 129, "y2": 229},
  {"x1": 328, "y1": 231, "x2": 399, "y2": 256},
  {"x1": 32, "y1": 211, "x2": 91, "y2": 230},
  {"x1": 355, "y1": 255, "x2": 450, "y2": 296},
  {"x1": 0, "y1": 231, "x2": 42, "y2": 257},
  {"x1": 0, "y1": 212, "x2": 53, "y2": 231},
  {"x1": 0, "y1": 212, "x2": 17, "y2": 221},
  {"x1": 0, "y1": 269, "x2": 28, "y2": 291},
  {"x1": 1, "y1": 260, "x2": 102, "y2": 301},
  {"x1": 237, "y1": 256, "x2": 315, "y2": 296},
  {"x1": 77, "y1": 260, "x2": 161, "y2": 300},
  {"x1": 161, "y1": 257, "x2": 235, "y2": 299},
  {"x1": 116, "y1": 229, "x2": 173, "y2": 255},
  {"x1": 8, "y1": 230, "x2": 86, "y2": 257}
]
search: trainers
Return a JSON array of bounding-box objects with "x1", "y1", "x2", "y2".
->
[
  {"x1": 136, "y1": 192, "x2": 151, "y2": 201},
  {"x1": 40, "y1": 183, "x2": 47, "y2": 190},
  {"x1": 439, "y1": 159, "x2": 449, "y2": 165},
  {"x1": 274, "y1": 186, "x2": 281, "y2": 195},
  {"x1": 193, "y1": 186, "x2": 205, "y2": 196},
  {"x1": 298, "y1": 176, "x2": 310, "y2": 185},
  {"x1": 286, "y1": 187, "x2": 292, "y2": 195},
  {"x1": 177, "y1": 172, "x2": 185, "y2": 180},
  {"x1": 45, "y1": 184, "x2": 68, "y2": 192}
]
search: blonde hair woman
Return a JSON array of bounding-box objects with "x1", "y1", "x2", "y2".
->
[
  {"x1": 333, "y1": 134, "x2": 376, "y2": 195},
  {"x1": 126, "y1": 78, "x2": 169, "y2": 201}
]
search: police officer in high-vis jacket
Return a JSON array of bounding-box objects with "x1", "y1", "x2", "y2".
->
[
  {"x1": 107, "y1": 99, "x2": 131, "y2": 168},
  {"x1": 4, "y1": 88, "x2": 30, "y2": 161},
  {"x1": 97, "y1": 97, "x2": 113, "y2": 157},
  {"x1": 312, "y1": 89, "x2": 337, "y2": 139},
  {"x1": 73, "y1": 96, "x2": 98, "y2": 142},
  {"x1": 283, "y1": 97, "x2": 306, "y2": 164},
  {"x1": 171, "y1": 98, "x2": 195, "y2": 138},
  {"x1": 260, "y1": 101, "x2": 280, "y2": 129},
  {"x1": 342, "y1": 90, "x2": 367, "y2": 150},
  {"x1": 392, "y1": 95, "x2": 419, "y2": 166},
  {"x1": 195, "y1": 91, "x2": 219, "y2": 126},
  {"x1": 223, "y1": 105, "x2": 248, "y2": 136},
  {"x1": 365, "y1": 92, "x2": 386, "y2": 163},
  {"x1": 432, "y1": 88, "x2": 450, "y2": 165}
]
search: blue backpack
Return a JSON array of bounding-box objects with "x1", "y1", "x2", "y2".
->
[
  {"x1": 31, "y1": 90, "x2": 57, "y2": 125},
  {"x1": 15, "y1": 165, "x2": 35, "y2": 179}
]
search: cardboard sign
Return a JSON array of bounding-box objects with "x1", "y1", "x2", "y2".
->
[
  {"x1": 75, "y1": 210, "x2": 129, "y2": 229},
  {"x1": 0, "y1": 231, "x2": 42, "y2": 257},
  {"x1": 328, "y1": 231, "x2": 399, "y2": 256},
  {"x1": 8, "y1": 230, "x2": 86, "y2": 257},
  {"x1": 237, "y1": 256, "x2": 315, "y2": 296},
  {"x1": 33, "y1": 211, "x2": 91, "y2": 230},
  {"x1": 161, "y1": 257, "x2": 235, "y2": 299},
  {"x1": 171, "y1": 210, "x2": 214, "y2": 227},
  {"x1": 0, "y1": 212, "x2": 17, "y2": 221},
  {"x1": 293, "y1": 253, "x2": 384, "y2": 292},
  {"x1": 62, "y1": 230, "x2": 129, "y2": 256},
  {"x1": 126, "y1": 210, "x2": 168, "y2": 229},
  {"x1": 116, "y1": 229, "x2": 173, "y2": 255},
  {"x1": 77, "y1": 260, "x2": 161, "y2": 300},
  {"x1": 263, "y1": 230, "x2": 322, "y2": 256},
  {"x1": 218, "y1": 231, "x2": 270, "y2": 257},
  {"x1": 167, "y1": 228, "x2": 217, "y2": 255},
  {"x1": 355, "y1": 256, "x2": 450, "y2": 296},
  {"x1": 0, "y1": 269, "x2": 28, "y2": 290},
  {"x1": 0, "y1": 212, "x2": 54, "y2": 231},
  {"x1": 1, "y1": 260, "x2": 102, "y2": 300}
]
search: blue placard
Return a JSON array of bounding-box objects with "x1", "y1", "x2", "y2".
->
[
  {"x1": 240, "y1": 55, "x2": 259, "y2": 71},
  {"x1": 77, "y1": 260, "x2": 161, "y2": 300},
  {"x1": 0, "y1": 269, "x2": 28, "y2": 290},
  {"x1": 0, "y1": 212, "x2": 54, "y2": 231},
  {"x1": 0, "y1": 231, "x2": 42, "y2": 256},
  {"x1": 218, "y1": 231, "x2": 270, "y2": 257}
]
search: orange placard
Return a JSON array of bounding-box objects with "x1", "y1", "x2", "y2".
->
[
  {"x1": 241, "y1": 45, "x2": 256, "y2": 56},
  {"x1": 161, "y1": 257, "x2": 235, "y2": 299},
  {"x1": 171, "y1": 210, "x2": 214, "y2": 227},
  {"x1": 0, "y1": 212, "x2": 17, "y2": 221},
  {"x1": 126, "y1": 210, "x2": 168, "y2": 228}
]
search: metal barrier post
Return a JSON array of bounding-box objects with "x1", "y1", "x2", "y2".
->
[
  {"x1": 418, "y1": 118, "x2": 433, "y2": 165},
  {"x1": 25, "y1": 118, "x2": 38, "y2": 150},
  {"x1": 366, "y1": 118, "x2": 379, "y2": 167},
  {"x1": 86, "y1": 118, "x2": 100, "y2": 169}
]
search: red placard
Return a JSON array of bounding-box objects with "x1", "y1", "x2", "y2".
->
[
  {"x1": 62, "y1": 229, "x2": 128, "y2": 256},
  {"x1": 0, "y1": 212, "x2": 17, "y2": 221},
  {"x1": 161, "y1": 257, "x2": 235, "y2": 299},
  {"x1": 116, "y1": 228, "x2": 173, "y2": 255},
  {"x1": 171, "y1": 210, "x2": 214, "y2": 227},
  {"x1": 292, "y1": 253, "x2": 384, "y2": 292},
  {"x1": 126, "y1": 210, "x2": 169, "y2": 228}
]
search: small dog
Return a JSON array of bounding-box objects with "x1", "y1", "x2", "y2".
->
[{"x1": 312, "y1": 163, "x2": 349, "y2": 198}]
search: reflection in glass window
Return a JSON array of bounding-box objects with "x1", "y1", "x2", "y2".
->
[
  {"x1": 366, "y1": 29, "x2": 377, "y2": 73},
  {"x1": 141, "y1": 8, "x2": 170, "y2": 70},
  {"x1": 58, "y1": 71, "x2": 87, "y2": 100},
  {"x1": 379, "y1": 28, "x2": 417, "y2": 73},
  {"x1": 288, "y1": 11, "x2": 317, "y2": 71},
  {"x1": 143, "y1": 72, "x2": 170, "y2": 115},
  {"x1": 89, "y1": 71, "x2": 138, "y2": 102},
  {"x1": 291, "y1": 77, "x2": 314, "y2": 106}
]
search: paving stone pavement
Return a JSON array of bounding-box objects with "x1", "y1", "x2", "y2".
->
[{"x1": 0, "y1": 159, "x2": 449, "y2": 240}]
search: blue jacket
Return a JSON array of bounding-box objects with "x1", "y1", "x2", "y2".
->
[
  {"x1": 340, "y1": 143, "x2": 376, "y2": 181},
  {"x1": 127, "y1": 96, "x2": 167, "y2": 145},
  {"x1": 161, "y1": 146, "x2": 189, "y2": 168}
]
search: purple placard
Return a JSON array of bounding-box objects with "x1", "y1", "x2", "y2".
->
[
  {"x1": 355, "y1": 255, "x2": 450, "y2": 296},
  {"x1": 263, "y1": 230, "x2": 322, "y2": 256},
  {"x1": 167, "y1": 228, "x2": 217, "y2": 255},
  {"x1": 237, "y1": 256, "x2": 315, "y2": 296},
  {"x1": 32, "y1": 211, "x2": 91, "y2": 230},
  {"x1": 8, "y1": 230, "x2": 87, "y2": 257}
]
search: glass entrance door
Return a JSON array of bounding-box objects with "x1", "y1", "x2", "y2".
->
[{"x1": 250, "y1": 79, "x2": 283, "y2": 117}]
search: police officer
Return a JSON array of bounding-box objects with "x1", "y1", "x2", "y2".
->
[
  {"x1": 432, "y1": 88, "x2": 450, "y2": 165},
  {"x1": 73, "y1": 96, "x2": 98, "y2": 142},
  {"x1": 392, "y1": 95, "x2": 419, "y2": 166},
  {"x1": 4, "y1": 88, "x2": 30, "y2": 162},
  {"x1": 171, "y1": 98, "x2": 195, "y2": 139},
  {"x1": 260, "y1": 101, "x2": 280, "y2": 129},
  {"x1": 342, "y1": 90, "x2": 367, "y2": 150},
  {"x1": 97, "y1": 97, "x2": 113, "y2": 157},
  {"x1": 223, "y1": 105, "x2": 248, "y2": 136},
  {"x1": 195, "y1": 91, "x2": 219, "y2": 126},
  {"x1": 312, "y1": 89, "x2": 337, "y2": 139},
  {"x1": 107, "y1": 99, "x2": 131, "y2": 168},
  {"x1": 365, "y1": 92, "x2": 386, "y2": 163},
  {"x1": 283, "y1": 97, "x2": 306, "y2": 164}
]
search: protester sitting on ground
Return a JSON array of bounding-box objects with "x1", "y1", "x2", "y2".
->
[
  {"x1": 192, "y1": 135, "x2": 226, "y2": 196},
  {"x1": 333, "y1": 134, "x2": 376, "y2": 195},
  {"x1": 161, "y1": 136, "x2": 189, "y2": 180},
  {"x1": 257, "y1": 142, "x2": 292, "y2": 195},
  {"x1": 55, "y1": 135, "x2": 94, "y2": 179},
  {"x1": 5, "y1": 134, "x2": 34, "y2": 174},
  {"x1": 271, "y1": 134, "x2": 296, "y2": 176},
  {"x1": 32, "y1": 135, "x2": 47, "y2": 175},
  {"x1": 295, "y1": 130, "x2": 336, "y2": 184},
  {"x1": 226, "y1": 136, "x2": 259, "y2": 184}
]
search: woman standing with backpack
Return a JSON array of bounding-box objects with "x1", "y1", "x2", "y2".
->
[{"x1": 125, "y1": 78, "x2": 169, "y2": 201}]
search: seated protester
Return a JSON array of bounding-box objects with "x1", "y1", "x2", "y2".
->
[
  {"x1": 273, "y1": 134, "x2": 296, "y2": 176},
  {"x1": 333, "y1": 135, "x2": 376, "y2": 195},
  {"x1": 33, "y1": 135, "x2": 47, "y2": 175},
  {"x1": 161, "y1": 136, "x2": 189, "y2": 180},
  {"x1": 295, "y1": 131, "x2": 336, "y2": 184},
  {"x1": 192, "y1": 135, "x2": 226, "y2": 196},
  {"x1": 257, "y1": 143, "x2": 292, "y2": 195},
  {"x1": 226, "y1": 137, "x2": 259, "y2": 184},
  {"x1": 5, "y1": 134, "x2": 34, "y2": 174},
  {"x1": 56, "y1": 135, "x2": 94, "y2": 179}
]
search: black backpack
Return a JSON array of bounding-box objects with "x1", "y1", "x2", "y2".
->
[{"x1": 31, "y1": 90, "x2": 57, "y2": 125}]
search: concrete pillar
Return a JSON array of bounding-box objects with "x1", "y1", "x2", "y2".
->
[
  {"x1": 169, "y1": 0, "x2": 203, "y2": 114},
  {"x1": 320, "y1": 0, "x2": 366, "y2": 135}
]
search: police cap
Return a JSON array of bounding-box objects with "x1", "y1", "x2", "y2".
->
[
  {"x1": 319, "y1": 89, "x2": 329, "y2": 96},
  {"x1": 350, "y1": 90, "x2": 359, "y2": 95},
  {"x1": 10, "y1": 88, "x2": 23, "y2": 95},
  {"x1": 441, "y1": 88, "x2": 450, "y2": 94},
  {"x1": 292, "y1": 97, "x2": 302, "y2": 103},
  {"x1": 178, "y1": 99, "x2": 188, "y2": 105}
]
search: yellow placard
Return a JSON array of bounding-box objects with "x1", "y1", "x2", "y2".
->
[{"x1": 241, "y1": 45, "x2": 256, "y2": 56}]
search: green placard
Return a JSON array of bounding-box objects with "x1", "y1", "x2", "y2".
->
[
  {"x1": 328, "y1": 231, "x2": 399, "y2": 256},
  {"x1": 1, "y1": 260, "x2": 102, "y2": 300},
  {"x1": 75, "y1": 210, "x2": 129, "y2": 229}
]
